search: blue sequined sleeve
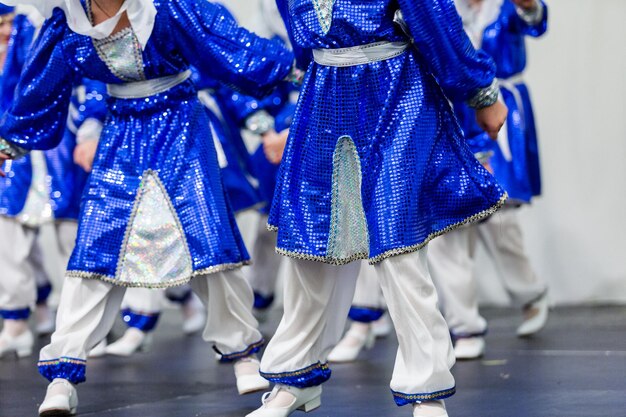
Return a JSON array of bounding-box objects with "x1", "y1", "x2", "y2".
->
[
  {"x1": 397, "y1": 0, "x2": 496, "y2": 101},
  {"x1": 167, "y1": 0, "x2": 295, "y2": 98},
  {"x1": 513, "y1": 1, "x2": 548, "y2": 37},
  {"x1": 0, "y1": 11, "x2": 77, "y2": 151},
  {"x1": 276, "y1": 0, "x2": 312, "y2": 71},
  {"x1": 76, "y1": 79, "x2": 108, "y2": 127},
  {"x1": 0, "y1": 15, "x2": 36, "y2": 113}
]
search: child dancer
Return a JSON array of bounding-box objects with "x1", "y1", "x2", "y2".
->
[
  {"x1": 0, "y1": 7, "x2": 102, "y2": 358},
  {"x1": 0, "y1": 0, "x2": 294, "y2": 415},
  {"x1": 248, "y1": 0, "x2": 508, "y2": 416},
  {"x1": 427, "y1": 0, "x2": 549, "y2": 360}
]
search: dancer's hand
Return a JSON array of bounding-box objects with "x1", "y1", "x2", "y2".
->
[
  {"x1": 73, "y1": 140, "x2": 99, "y2": 173},
  {"x1": 262, "y1": 129, "x2": 289, "y2": 165},
  {"x1": 475, "y1": 101, "x2": 508, "y2": 140},
  {"x1": 512, "y1": 0, "x2": 539, "y2": 10},
  {"x1": 0, "y1": 153, "x2": 10, "y2": 177}
]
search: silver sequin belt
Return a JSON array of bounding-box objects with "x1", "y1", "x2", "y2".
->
[
  {"x1": 107, "y1": 70, "x2": 192, "y2": 99},
  {"x1": 312, "y1": 41, "x2": 411, "y2": 67}
]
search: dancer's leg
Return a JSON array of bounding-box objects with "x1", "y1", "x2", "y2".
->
[{"x1": 375, "y1": 249, "x2": 456, "y2": 408}]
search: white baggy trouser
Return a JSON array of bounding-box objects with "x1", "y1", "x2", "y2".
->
[
  {"x1": 38, "y1": 269, "x2": 263, "y2": 384},
  {"x1": 429, "y1": 208, "x2": 546, "y2": 338},
  {"x1": 260, "y1": 249, "x2": 456, "y2": 405}
]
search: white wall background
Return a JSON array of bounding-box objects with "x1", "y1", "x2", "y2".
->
[
  {"x1": 475, "y1": 0, "x2": 626, "y2": 305},
  {"x1": 225, "y1": 0, "x2": 626, "y2": 306}
]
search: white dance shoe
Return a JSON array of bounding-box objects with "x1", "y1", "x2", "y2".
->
[
  {"x1": 517, "y1": 293, "x2": 549, "y2": 337},
  {"x1": 35, "y1": 305, "x2": 56, "y2": 335},
  {"x1": 246, "y1": 385, "x2": 322, "y2": 417},
  {"x1": 234, "y1": 356, "x2": 270, "y2": 395},
  {"x1": 371, "y1": 313, "x2": 393, "y2": 338},
  {"x1": 181, "y1": 295, "x2": 206, "y2": 335},
  {"x1": 413, "y1": 400, "x2": 448, "y2": 417},
  {"x1": 454, "y1": 337, "x2": 485, "y2": 360},
  {"x1": 327, "y1": 323, "x2": 375, "y2": 363},
  {"x1": 0, "y1": 328, "x2": 34, "y2": 358},
  {"x1": 38, "y1": 378, "x2": 78, "y2": 416},
  {"x1": 105, "y1": 328, "x2": 152, "y2": 356},
  {"x1": 88, "y1": 339, "x2": 108, "y2": 358}
]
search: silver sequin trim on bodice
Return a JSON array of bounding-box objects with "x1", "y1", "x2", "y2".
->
[
  {"x1": 326, "y1": 136, "x2": 369, "y2": 260},
  {"x1": 116, "y1": 170, "x2": 193, "y2": 286},
  {"x1": 312, "y1": 0, "x2": 336, "y2": 34},
  {"x1": 93, "y1": 28, "x2": 146, "y2": 82}
]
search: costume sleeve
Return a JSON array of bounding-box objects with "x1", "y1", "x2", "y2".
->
[
  {"x1": 0, "y1": 15, "x2": 36, "y2": 113},
  {"x1": 168, "y1": 0, "x2": 294, "y2": 98},
  {"x1": 75, "y1": 79, "x2": 108, "y2": 144},
  {"x1": 396, "y1": 0, "x2": 497, "y2": 103},
  {"x1": 0, "y1": 10, "x2": 77, "y2": 156},
  {"x1": 276, "y1": 0, "x2": 312, "y2": 70},
  {"x1": 513, "y1": 0, "x2": 548, "y2": 38}
]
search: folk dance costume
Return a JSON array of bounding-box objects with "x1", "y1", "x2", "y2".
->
[
  {"x1": 0, "y1": 8, "x2": 101, "y2": 358},
  {"x1": 0, "y1": 0, "x2": 295, "y2": 414},
  {"x1": 428, "y1": 0, "x2": 549, "y2": 360},
  {"x1": 249, "y1": 0, "x2": 508, "y2": 416},
  {"x1": 106, "y1": 74, "x2": 268, "y2": 357}
]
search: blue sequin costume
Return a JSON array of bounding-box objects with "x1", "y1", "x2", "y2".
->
[
  {"x1": 268, "y1": 0, "x2": 507, "y2": 265},
  {"x1": 0, "y1": 0, "x2": 294, "y2": 288},
  {"x1": 453, "y1": 0, "x2": 547, "y2": 203}
]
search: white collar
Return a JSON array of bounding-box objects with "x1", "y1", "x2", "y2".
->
[
  {"x1": 0, "y1": 0, "x2": 156, "y2": 49},
  {"x1": 454, "y1": 0, "x2": 504, "y2": 48}
]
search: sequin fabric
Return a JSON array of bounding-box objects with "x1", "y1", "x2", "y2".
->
[
  {"x1": 453, "y1": 0, "x2": 547, "y2": 202},
  {"x1": 117, "y1": 171, "x2": 193, "y2": 287},
  {"x1": 0, "y1": 16, "x2": 100, "y2": 222},
  {"x1": 93, "y1": 28, "x2": 146, "y2": 82},
  {"x1": 260, "y1": 362, "x2": 332, "y2": 388},
  {"x1": 269, "y1": 0, "x2": 506, "y2": 264},
  {"x1": 0, "y1": 0, "x2": 294, "y2": 287}
]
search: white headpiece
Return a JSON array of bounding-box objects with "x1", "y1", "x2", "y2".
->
[{"x1": 0, "y1": 0, "x2": 156, "y2": 49}]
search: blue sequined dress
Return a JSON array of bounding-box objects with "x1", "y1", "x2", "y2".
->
[
  {"x1": 268, "y1": 0, "x2": 507, "y2": 265},
  {"x1": 0, "y1": 0, "x2": 293, "y2": 288},
  {"x1": 453, "y1": 0, "x2": 547, "y2": 203}
]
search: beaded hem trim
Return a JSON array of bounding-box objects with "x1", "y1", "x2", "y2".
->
[
  {"x1": 217, "y1": 339, "x2": 265, "y2": 363},
  {"x1": 261, "y1": 362, "x2": 330, "y2": 379},
  {"x1": 38, "y1": 357, "x2": 86, "y2": 367},
  {"x1": 65, "y1": 260, "x2": 251, "y2": 289},
  {"x1": 392, "y1": 386, "x2": 456, "y2": 406},
  {"x1": 268, "y1": 193, "x2": 507, "y2": 265}
]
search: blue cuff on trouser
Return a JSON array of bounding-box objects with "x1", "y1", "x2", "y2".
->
[
  {"x1": 38, "y1": 357, "x2": 87, "y2": 384},
  {"x1": 260, "y1": 362, "x2": 332, "y2": 388},
  {"x1": 121, "y1": 309, "x2": 160, "y2": 332},
  {"x1": 348, "y1": 306, "x2": 385, "y2": 323},
  {"x1": 0, "y1": 308, "x2": 31, "y2": 320},
  {"x1": 253, "y1": 292, "x2": 275, "y2": 310},
  {"x1": 36, "y1": 283, "x2": 53, "y2": 305}
]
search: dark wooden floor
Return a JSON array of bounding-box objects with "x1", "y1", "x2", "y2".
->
[{"x1": 1, "y1": 306, "x2": 625, "y2": 417}]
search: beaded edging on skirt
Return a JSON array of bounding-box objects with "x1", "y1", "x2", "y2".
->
[
  {"x1": 65, "y1": 260, "x2": 252, "y2": 289},
  {"x1": 267, "y1": 193, "x2": 508, "y2": 265}
]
